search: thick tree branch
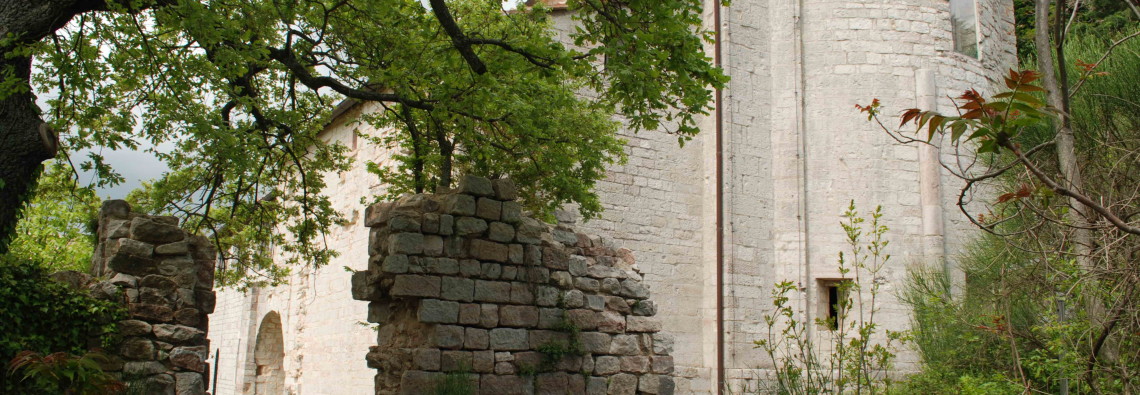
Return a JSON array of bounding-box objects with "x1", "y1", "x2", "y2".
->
[
  {"x1": 267, "y1": 47, "x2": 435, "y2": 109},
  {"x1": 427, "y1": 0, "x2": 487, "y2": 74}
]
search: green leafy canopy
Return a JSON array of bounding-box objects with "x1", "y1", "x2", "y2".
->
[{"x1": 21, "y1": 0, "x2": 726, "y2": 286}]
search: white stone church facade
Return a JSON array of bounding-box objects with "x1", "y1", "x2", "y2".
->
[{"x1": 206, "y1": 0, "x2": 1017, "y2": 393}]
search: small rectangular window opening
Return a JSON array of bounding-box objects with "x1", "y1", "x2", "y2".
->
[
  {"x1": 950, "y1": 0, "x2": 979, "y2": 58},
  {"x1": 818, "y1": 279, "x2": 851, "y2": 331}
]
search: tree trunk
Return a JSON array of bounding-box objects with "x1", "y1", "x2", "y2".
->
[
  {"x1": 0, "y1": 55, "x2": 54, "y2": 252},
  {"x1": 0, "y1": 0, "x2": 110, "y2": 250}
]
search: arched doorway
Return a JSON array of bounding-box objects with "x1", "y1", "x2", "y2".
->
[{"x1": 252, "y1": 312, "x2": 284, "y2": 395}]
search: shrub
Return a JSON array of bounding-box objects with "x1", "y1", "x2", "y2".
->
[{"x1": 0, "y1": 255, "x2": 124, "y2": 394}]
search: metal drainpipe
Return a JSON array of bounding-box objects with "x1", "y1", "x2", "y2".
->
[
  {"x1": 713, "y1": 0, "x2": 725, "y2": 391},
  {"x1": 793, "y1": 0, "x2": 812, "y2": 342}
]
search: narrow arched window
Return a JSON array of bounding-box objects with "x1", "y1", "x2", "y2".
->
[{"x1": 951, "y1": 0, "x2": 979, "y2": 58}]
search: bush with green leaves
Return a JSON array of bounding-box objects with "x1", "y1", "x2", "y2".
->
[
  {"x1": 0, "y1": 255, "x2": 124, "y2": 394},
  {"x1": 751, "y1": 202, "x2": 906, "y2": 394}
]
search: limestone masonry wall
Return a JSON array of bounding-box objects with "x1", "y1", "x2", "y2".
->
[
  {"x1": 351, "y1": 175, "x2": 673, "y2": 394},
  {"x1": 90, "y1": 200, "x2": 217, "y2": 395}
]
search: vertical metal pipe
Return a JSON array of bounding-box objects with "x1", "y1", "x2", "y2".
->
[{"x1": 713, "y1": 0, "x2": 725, "y2": 391}]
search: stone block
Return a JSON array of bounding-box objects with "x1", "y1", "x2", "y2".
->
[
  {"x1": 130, "y1": 303, "x2": 173, "y2": 322},
  {"x1": 120, "y1": 320, "x2": 152, "y2": 336},
  {"x1": 480, "y1": 262, "x2": 501, "y2": 279},
  {"x1": 538, "y1": 307, "x2": 565, "y2": 329},
  {"x1": 620, "y1": 279, "x2": 650, "y2": 299},
  {"x1": 195, "y1": 290, "x2": 215, "y2": 314},
  {"x1": 399, "y1": 370, "x2": 444, "y2": 395},
  {"x1": 110, "y1": 273, "x2": 138, "y2": 288},
  {"x1": 651, "y1": 356, "x2": 674, "y2": 374},
  {"x1": 487, "y1": 222, "x2": 514, "y2": 242},
  {"x1": 597, "y1": 311, "x2": 625, "y2": 333},
  {"x1": 563, "y1": 290, "x2": 585, "y2": 308},
  {"x1": 174, "y1": 372, "x2": 204, "y2": 395},
  {"x1": 422, "y1": 213, "x2": 441, "y2": 234},
  {"x1": 388, "y1": 214, "x2": 421, "y2": 232},
  {"x1": 501, "y1": 266, "x2": 517, "y2": 281},
  {"x1": 585, "y1": 295, "x2": 605, "y2": 311},
  {"x1": 351, "y1": 271, "x2": 382, "y2": 301},
  {"x1": 509, "y1": 282, "x2": 534, "y2": 304},
  {"x1": 388, "y1": 233, "x2": 424, "y2": 255},
  {"x1": 626, "y1": 316, "x2": 661, "y2": 333},
  {"x1": 608, "y1": 373, "x2": 638, "y2": 395},
  {"x1": 414, "y1": 348, "x2": 441, "y2": 370},
  {"x1": 652, "y1": 333, "x2": 674, "y2": 355},
  {"x1": 433, "y1": 325, "x2": 465, "y2": 349},
  {"x1": 605, "y1": 296, "x2": 630, "y2": 314},
  {"x1": 498, "y1": 202, "x2": 522, "y2": 227},
  {"x1": 524, "y1": 245, "x2": 542, "y2": 266},
  {"x1": 476, "y1": 198, "x2": 502, "y2": 221},
  {"x1": 441, "y1": 277, "x2": 475, "y2": 302},
  {"x1": 494, "y1": 361, "x2": 516, "y2": 375},
  {"x1": 492, "y1": 178, "x2": 518, "y2": 201},
  {"x1": 120, "y1": 338, "x2": 155, "y2": 360},
  {"x1": 428, "y1": 258, "x2": 460, "y2": 275},
  {"x1": 419, "y1": 299, "x2": 460, "y2": 324},
  {"x1": 632, "y1": 300, "x2": 657, "y2": 316},
  {"x1": 442, "y1": 194, "x2": 477, "y2": 216},
  {"x1": 516, "y1": 218, "x2": 545, "y2": 244},
  {"x1": 123, "y1": 361, "x2": 167, "y2": 378},
  {"x1": 536, "y1": 372, "x2": 569, "y2": 395},
  {"x1": 609, "y1": 335, "x2": 641, "y2": 355},
  {"x1": 489, "y1": 328, "x2": 528, "y2": 350},
  {"x1": 458, "y1": 175, "x2": 494, "y2": 197},
  {"x1": 437, "y1": 214, "x2": 456, "y2": 235},
  {"x1": 364, "y1": 202, "x2": 395, "y2": 227},
  {"x1": 535, "y1": 286, "x2": 559, "y2": 307},
  {"x1": 499, "y1": 305, "x2": 539, "y2": 328},
  {"x1": 508, "y1": 244, "x2": 524, "y2": 264},
  {"x1": 170, "y1": 346, "x2": 207, "y2": 372},
  {"x1": 459, "y1": 303, "x2": 481, "y2": 325},
  {"x1": 593, "y1": 356, "x2": 620, "y2": 375},
  {"x1": 382, "y1": 255, "x2": 410, "y2": 273},
  {"x1": 513, "y1": 351, "x2": 543, "y2": 372},
  {"x1": 130, "y1": 217, "x2": 185, "y2": 244},
  {"x1": 460, "y1": 259, "x2": 482, "y2": 277},
  {"x1": 579, "y1": 332, "x2": 611, "y2": 354},
  {"x1": 639, "y1": 374, "x2": 662, "y2": 394},
  {"x1": 153, "y1": 324, "x2": 205, "y2": 345},
  {"x1": 154, "y1": 241, "x2": 189, "y2": 256},
  {"x1": 588, "y1": 265, "x2": 623, "y2": 280},
  {"x1": 465, "y1": 327, "x2": 490, "y2": 350},
  {"x1": 474, "y1": 280, "x2": 511, "y2": 303},
  {"x1": 479, "y1": 374, "x2": 533, "y2": 395},
  {"x1": 391, "y1": 275, "x2": 441, "y2": 298},
  {"x1": 620, "y1": 356, "x2": 649, "y2": 373},
  {"x1": 108, "y1": 253, "x2": 155, "y2": 276},
  {"x1": 541, "y1": 247, "x2": 568, "y2": 270},
  {"x1": 586, "y1": 376, "x2": 607, "y2": 395},
  {"x1": 473, "y1": 350, "x2": 495, "y2": 373},
  {"x1": 551, "y1": 271, "x2": 573, "y2": 289},
  {"x1": 566, "y1": 309, "x2": 598, "y2": 330},
  {"x1": 369, "y1": 302, "x2": 394, "y2": 323},
  {"x1": 568, "y1": 255, "x2": 588, "y2": 276},
  {"x1": 456, "y1": 217, "x2": 488, "y2": 236},
  {"x1": 423, "y1": 235, "x2": 444, "y2": 256},
  {"x1": 528, "y1": 330, "x2": 570, "y2": 349},
  {"x1": 470, "y1": 239, "x2": 508, "y2": 262},
  {"x1": 174, "y1": 308, "x2": 201, "y2": 326},
  {"x1": 441, "y1": 350, "x2": 473, "y2": 372},
  {"x1": 479, "y1": 304, "x2": 500, "y2": 328},
  {"x1": 552, "y1": 228, "x2": 578, "y2": 246},
  {"x1": 522, "y1": 267, "x2": 549, "y2": 283}
]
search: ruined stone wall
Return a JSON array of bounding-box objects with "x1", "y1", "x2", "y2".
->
[
  {"x1": 352, "y1": 176, "x2": 674, "y2": 394},
  {"x1": 90, "y1": 200, "x2": 217, "y2": 395}
]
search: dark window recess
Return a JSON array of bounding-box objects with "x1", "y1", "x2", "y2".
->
[{"x1": 827, "y1": 284, "x2": 841, "y2": 330}]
